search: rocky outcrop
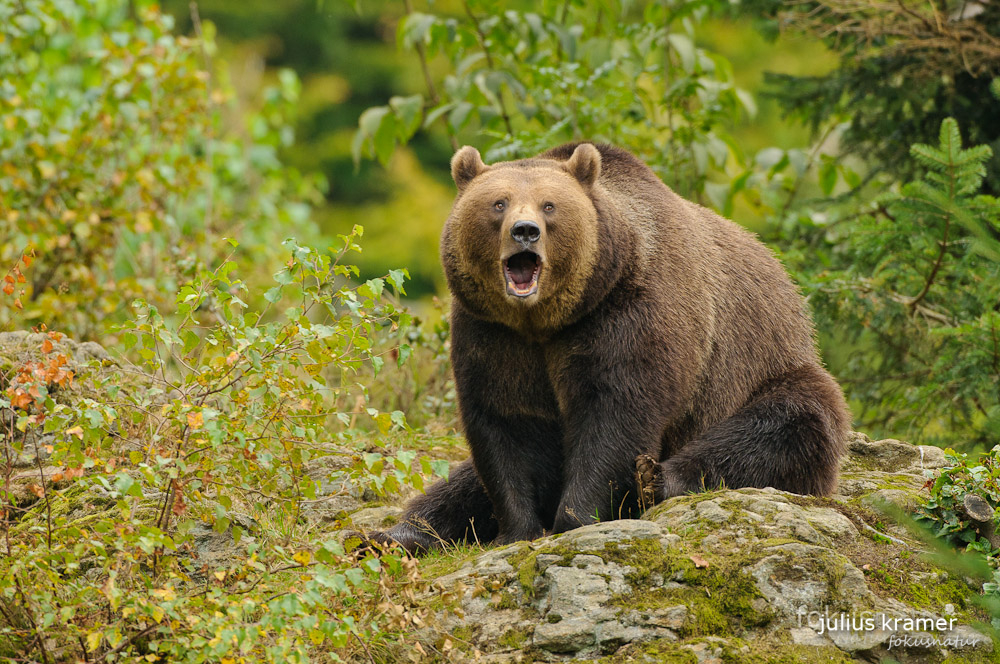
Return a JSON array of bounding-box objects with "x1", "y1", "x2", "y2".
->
[{"x1": 386, "y1": 434, "x2": 996, "y2": 663}]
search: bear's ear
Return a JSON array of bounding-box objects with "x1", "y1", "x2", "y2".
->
[
  {"x1": 564, "y1": 143, "x2": 601, "y2": 189},
  {"x1": 451, "y1": 146, "x2": 487, "y2": 192}
]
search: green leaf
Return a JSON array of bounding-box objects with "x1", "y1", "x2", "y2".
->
[
  {"x1": 387, "y1": 268, "x2": 408, "y2": 294},
  {"x1": 399, "y1": 12, "x2": 436, "y2": 48},
  {"x1": 390, "y1": 94, "x2": 424, "y2": 142},
  {"x1": 373, "y1": 112, "x2": 398, "y2": 165},
  {"x1": 360, "y1": 278, "x2": 384, "y2": 299},
  {"x1": 667, "y1": 33, "x2": 695, "y2": 73},
  {"x1": 264, "y1": 287, "x2": 282, "y2": 303},
  {"x1": 430, "y1": 459, "x2": 450, "y2": 480},
  {"x1": 397, "y1": 343, "x2": 411, "y2": 367},
  {"x1": 819, "y1": 159, "x2": 837, "y2": 196},
  {"x1": 449, "y1": 102, "x2": 474, "y2": 133}
]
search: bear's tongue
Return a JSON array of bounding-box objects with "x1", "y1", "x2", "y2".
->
[
  {"x1": 505, "y1": 251, "x2": 539, "y2": 294},
  {"x1": 504, "y1": 251, "x2": 541, "y2": 297}
]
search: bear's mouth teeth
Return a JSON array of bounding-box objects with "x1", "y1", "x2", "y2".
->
[{"x1": 504, "y1": 251, "x2": 541, "y2": 298}]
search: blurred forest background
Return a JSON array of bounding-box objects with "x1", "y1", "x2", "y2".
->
[{"x1": 2, "y1": 1, "x2": 1000, "y2": 660}]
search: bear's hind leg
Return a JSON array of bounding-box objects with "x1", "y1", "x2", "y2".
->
[
  {"x1": 371, "y1": 459, "x2": 498, "y2": 554},
  {"x1": 651, "y1": 364, "x2": 850, "y2": 500}
]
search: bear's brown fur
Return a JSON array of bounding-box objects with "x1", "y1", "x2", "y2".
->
[{"x1": 374, "y1": 142, "x2": 850, "y2": 553}]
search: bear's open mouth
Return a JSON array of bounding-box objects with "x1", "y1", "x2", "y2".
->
[{"x1": 504, "y1": 251, "x2": 541, "y2": 298}]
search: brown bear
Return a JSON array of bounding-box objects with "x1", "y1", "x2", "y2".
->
[{"x1": 373, "y1": 142, "x2": 850, "y2": 553}]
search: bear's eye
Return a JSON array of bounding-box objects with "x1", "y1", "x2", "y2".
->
[
  {"x1": 543, "y1": 202, "x2": 555, "y2": 213},
  {"x1": 494, "y1": 200, "x2": 506, "y2": 212}
]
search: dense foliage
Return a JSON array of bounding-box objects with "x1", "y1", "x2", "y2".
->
[
  {"x1": 1, "y1": 1, "x2": 452, "y2": 661},
  {"x1": 803, "y1": 119, "x2": 1000, "y2": 448},
  {"x1": 0, "y1": 0, "x2": 323, "y2": 336},
  {"x1": 2, "y1": 0, "x2": 1000, "y2": 660},
  {"x1": 2, "y1": 235, "x2": 449, "y2": 662},
  {"x1": 354, "y1": 0, "x2": 756, "y2": 208},
  {"x1": 745, "y1": 0, "x2": 1000, "y2": 194},
  {"x1": 917, "y1": 445, "x2": 1000, "y2": 627}
]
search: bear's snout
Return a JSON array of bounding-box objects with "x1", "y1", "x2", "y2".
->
[{"x1": 510, "y1": 220, "x2": 541, "y2": 247}]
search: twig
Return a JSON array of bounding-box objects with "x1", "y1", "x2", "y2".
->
[
  {"x1": 14, "y1": 577, "x2": 51, "y2": 664},
  {"x1": 860, "y1": 521, "x2": 908, "y2": 547},
  {"x1": 33, "y1": 430, "x2": 53, "y2": 549},
  {"x1": 93, "y1": 622, "x2": 159, "y2": 662},
  {"x1": 401, "y1": 0, "x2": 459, "y2": 151},
  {"x1": 781, "y1": 122, "x2": 839, "y2": 217},
  {"x1": 461, "y1": 0, "x2": 514, "y2": 137},
  {"x1": 353, "y1": 631, "x2": 377, "y2": 664},
  {"x1": 189, "y1": 1, "x2": 216, "y2": 229}
]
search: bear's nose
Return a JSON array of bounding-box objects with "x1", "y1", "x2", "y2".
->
[{"x1": 511, "y1": 220, "x2": 541, "y2": 245}]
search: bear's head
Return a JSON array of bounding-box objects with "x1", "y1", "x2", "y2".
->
[{"x1": 441, "y1": 143, "x2": 608, "y2": 336}]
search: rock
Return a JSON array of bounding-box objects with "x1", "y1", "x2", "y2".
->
[
  {"x1": 347, "y1": 505, "x2": 403, "y2": 531},
  {"x1": 77, "y1": 341, "x2": 109, "y2": 361},
  {"x1": 556, "y1": 519, "x2": 679, "y2": 550},
  {"x1": 0, "y1": 331, "x2": 113, "y2": 373},
  {"x1": 863, "y1": 488, "x2": 921, "y2": 512},
  {"x1": 748, "y1": 542, "x2": 872, "y2": 617},
  {"x1": 5, "y1": 433, "x2": 54, "y2": 468},
  {"x1": 300, "y1": 454, "x2": 363, "y2": 522},
  {"x1": 844, "y1": 434, "x2": 927, "y2": 473},
  {"x1": 790, "y1": 626, "x2": 834, "y2": 647},
  {"x1": 683, "y1": 640, "x2": 724, "y2": 664},
  {"x1": 387, "y1": 436, "x2": 996, "y2": 663},
  {"x1": 187, "y1": 512, "x2": 257, "y2": 578}
]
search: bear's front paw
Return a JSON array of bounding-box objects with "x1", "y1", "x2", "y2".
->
[
  {"x1": 635, "y1": 453, "x2": 661, "y2": 509},
  {"x1": 635, "y1": 455, "x2": 688, "y2": 503}
]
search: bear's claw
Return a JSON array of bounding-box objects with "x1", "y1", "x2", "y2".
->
[{"x1": 636, "y1": 453, "x2": 661, "y2": 510}]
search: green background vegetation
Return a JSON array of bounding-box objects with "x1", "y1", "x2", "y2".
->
[{"x1": 1, "y1": 0, "x2": 999, "y2": 660}]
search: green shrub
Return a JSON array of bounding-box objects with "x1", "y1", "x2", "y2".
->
[
  {"x1": 0, "y1": 0, "x2": 323, "y2": 337},
  {"x1": 1, "y1": 229, "x2": 449, "y2": 662},
  {"x1": 0, "y1": 1, "x2": 452, "y2": 660},
  {"x1": 918, "y1": 448, "x2": 1000, "y2": 554},
  {"x1": 355, "y1": 0, "x2": 754, "y2": 207},
  {"x1": 916, "y1": 446, "x2": 1000, "y2": 627},
  {"x1": 801, "y1": 119, "x2": 1000, "y2": 448}
]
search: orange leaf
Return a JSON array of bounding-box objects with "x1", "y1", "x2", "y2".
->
[
  {"x1": 2, "y1": 282, "x2": 12, "y2": 296},
  {"x1": 66, "y1": 426, "x2": 84, "y2": 439},
  {"x1": 13, "y1": 298, "x2": 22, "y2": 310},
  {"x1": 187, "y1": 411, "x2": 204, "y2": 429},
  {"x1": 41, "y1": 339, "x2": 53, "y2": 353},
  {"x1": 21, "y1": 253, "x2": 32, "y2": 268},
  {"x1": 10, "y1": 390, "x2": 31, "y2": 410},
  {"x1": 28, "y1": 483, "x2": 44, "y2": 498},
  {"x1": 172, "y1": 490, "x2": 187, "y2": 515},
  {"x1": 689, "y1": 554, "x2": 710, "y2": 569}
]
